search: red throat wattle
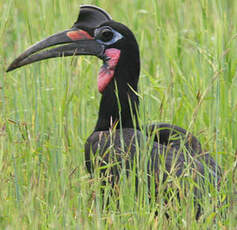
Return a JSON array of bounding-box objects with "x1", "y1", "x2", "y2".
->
[{"x1": 98, "y1": 48, "x2": 121, "y2": 93}]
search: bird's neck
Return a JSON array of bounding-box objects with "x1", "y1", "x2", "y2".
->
[
  {"x1": 94, "y1": 53, "x2": 140, "y2": 131},
  {"x1": 94, "y1": 83, "x2": 139, "y2": 131}
]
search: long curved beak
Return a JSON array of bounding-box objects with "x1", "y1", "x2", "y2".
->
[{"x1": 6, "y1": 28, "x2": 104, "y2": 72}]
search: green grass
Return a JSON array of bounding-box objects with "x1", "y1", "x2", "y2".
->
[{"x1": 1, "y1": 0, "x2": 236, "y2": 229}]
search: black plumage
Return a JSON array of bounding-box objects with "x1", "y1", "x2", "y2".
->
[{"x1": 7, "y1": 5, "x2": 222, "y2": 219}]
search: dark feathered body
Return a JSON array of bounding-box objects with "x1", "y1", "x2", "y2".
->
[
  {"x1": 85, "y1": 124, "x2": 221, "y2": 219},
  {"x1": 7, "y1": 5, "x2": 223, "y2": 219},
  {"x1": 82, "y1": 18, "x2": 222, "y2": 219},
  {"x1": 85, "y1": 125, "x2": 221, "y2": 189}
]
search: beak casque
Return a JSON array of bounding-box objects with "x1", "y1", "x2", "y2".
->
[{"x1": 7, "y1": 5, "x2": 111, "y2": 72}]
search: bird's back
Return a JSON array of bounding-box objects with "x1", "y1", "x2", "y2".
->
[{"x1": 85, "y1": 127, "x2": 221, "y2": 187}]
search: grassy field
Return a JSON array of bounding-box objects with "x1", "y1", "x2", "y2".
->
[{"x1": 1, "y1": 0, "x2": 236, "y2": 229}]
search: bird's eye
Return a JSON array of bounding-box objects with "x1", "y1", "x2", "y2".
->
[
  {"x1": 95, "y1": 26, "x2": 123, "y2": 45},
  {"x1": 100, "y1": 28, "x2": 114, "y2": 42}
]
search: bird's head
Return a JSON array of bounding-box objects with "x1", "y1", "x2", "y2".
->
[{"x1": 7, "y1": 5, "x2": 140, "y2": 93}]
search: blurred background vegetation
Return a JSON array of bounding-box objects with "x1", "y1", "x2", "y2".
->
[{"x1": 0, "y1": 0, "x2": 236, "y2": 229}]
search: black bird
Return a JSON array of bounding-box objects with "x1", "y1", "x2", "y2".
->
[{"x1": 7, "y1": 5, "x2": 222, "y2": 218}]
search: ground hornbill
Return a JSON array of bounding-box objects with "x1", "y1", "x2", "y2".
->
[{"x1": 7, "y1": 5, "x2": 222, "y2": 219}]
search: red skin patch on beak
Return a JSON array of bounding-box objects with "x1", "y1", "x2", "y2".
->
[
  {"x1": 66, "y1": 30, "x2": 93, "y2": 40},
  {"x1": 98, "y1": 48, "x2": 121, "y2": 93}
]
